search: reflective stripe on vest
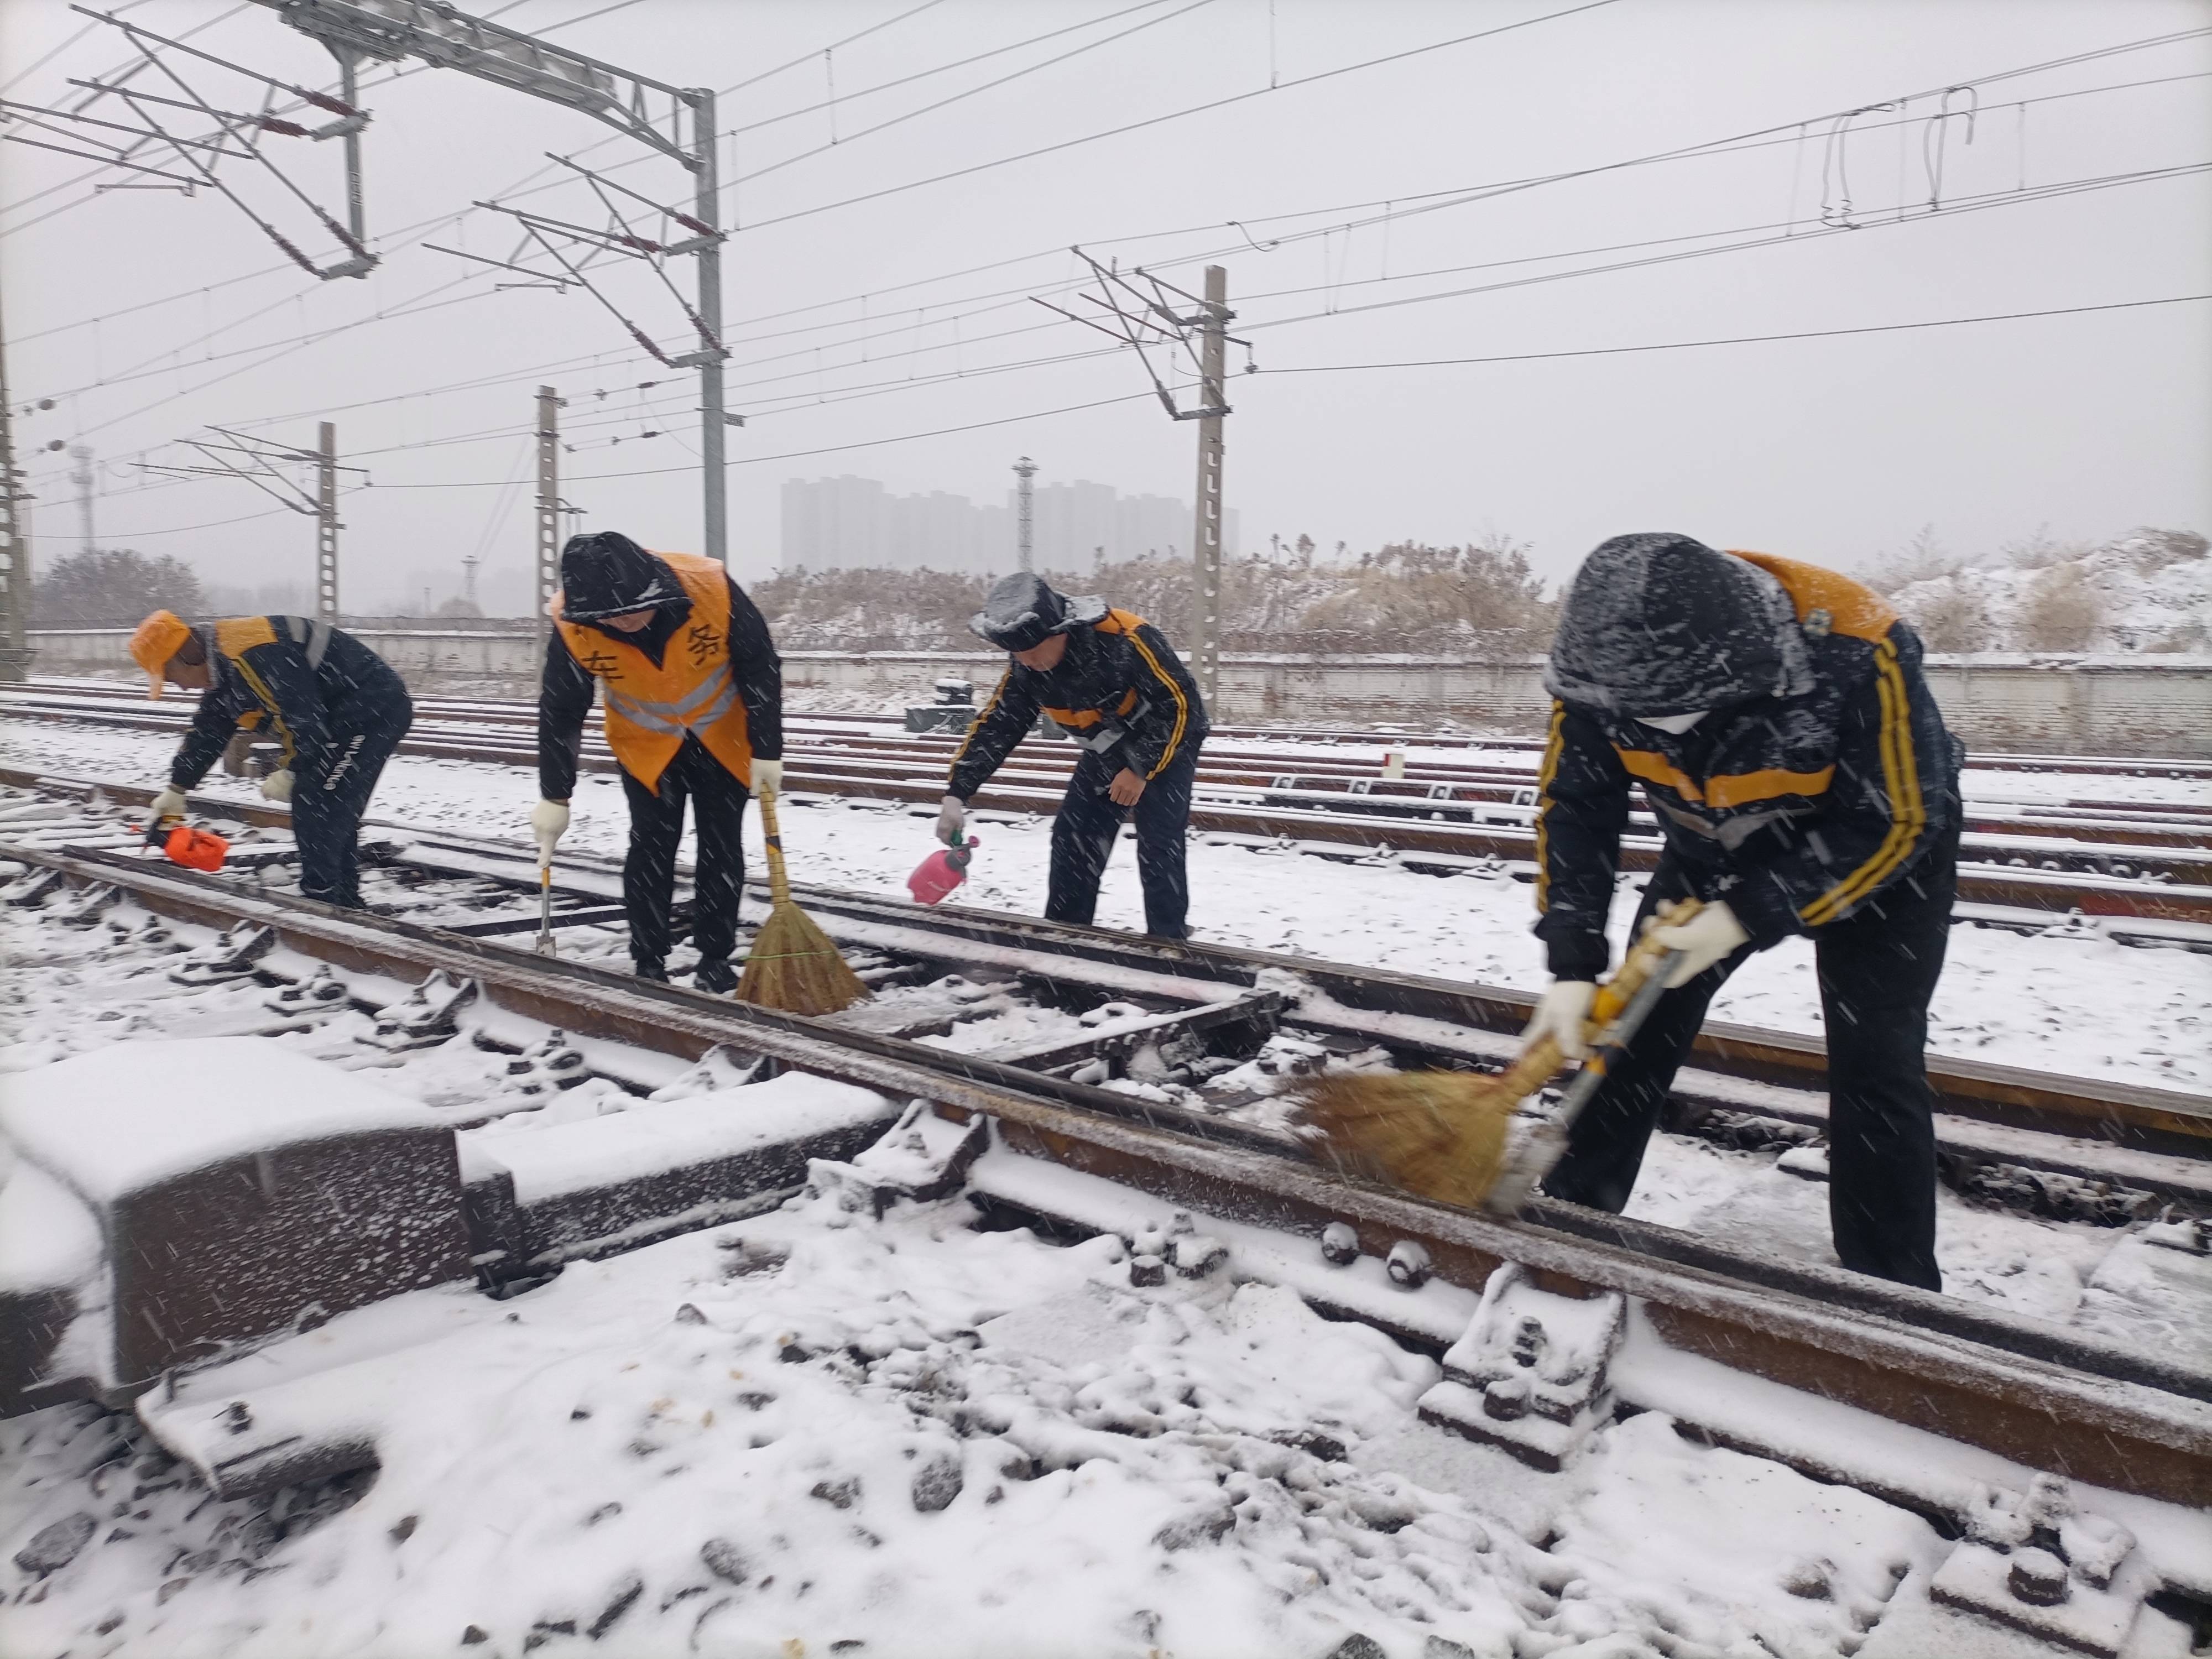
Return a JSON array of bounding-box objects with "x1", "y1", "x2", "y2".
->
[
  {"x1": 604, "y1": 659, "x2": 738, "y2": 736},
  {"x1": 283, "y1": 615, "x2": 333, "y2": 670}
]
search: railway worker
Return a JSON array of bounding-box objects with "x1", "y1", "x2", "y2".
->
[
  {"x1": 1524, "y1": 533, "x2": 1964, "y2": 1291},
  {"x1": 129, "y1": 608, "x2": 415, "y2": 910},
  {"x1": 531, "y1": 531, "x2": 783, "y2": 993},
  {"x1": 936, "y1": 570, "x2": 1208, "y2": 939}
]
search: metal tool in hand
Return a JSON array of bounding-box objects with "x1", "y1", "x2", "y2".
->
[{"x1": 535, "y1": 862, "x2": 557, "y2": 957}]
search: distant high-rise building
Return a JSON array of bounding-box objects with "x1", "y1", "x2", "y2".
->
[{"x1": 780, "y1": 473, "x2": 1237, "y2": 572}]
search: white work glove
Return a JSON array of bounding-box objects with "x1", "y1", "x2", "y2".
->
[
  {"x1": 1524, "y1": 980, "x2": 1597, "y2": 1061},
  {"x1": 531, "y1": 799, "x2": 570, "y2": 868},
  {"x1": 749, "y1": 758, "x2": 784, "y2": 798},
  {"x1": 1651, "y1": 901, "x2": 1751, "y2": 986},
  {"x1": 260, "y1": 769, "x2": 295, "y2": 804},
  {"x1": 935, "y1": 793, "x2": 966, "y2": 846},
  {"x1": 149, "y1": 785, "x2": 188, "y2": 824}
]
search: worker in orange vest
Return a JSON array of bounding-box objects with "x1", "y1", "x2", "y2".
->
[
  {"x1": 532, "y1": 533, "x2": 783, "y2": 992},
  {"x1": 129, "y1": 608, "x2": 413, "y2": 909}
]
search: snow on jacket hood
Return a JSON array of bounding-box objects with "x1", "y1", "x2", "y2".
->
[
  {"x1": 1544, "y1": 533, "x2": 1813, "y2": 717},
  {"x1": 557, "y1": 531, "x2": 686, "y2": 622}
]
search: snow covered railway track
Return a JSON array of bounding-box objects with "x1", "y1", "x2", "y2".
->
[
  {"x1": 7, "y1": 823, "x2": 2212, "y2": 1542},
  {"x1": 8, "y1": 765, "x2": 2209, "y2": 1161},
  {"x1": 23, "y1": 678, "x2": 2212, "y2": 781},
  {"x1": 8, "y1": 703, "x2": 2212, "y2": 926},
  {"x1": 19, "y1": 684, "x2": 2212, "y2": 843}
]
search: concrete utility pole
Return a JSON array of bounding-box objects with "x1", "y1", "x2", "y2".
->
[
  {"x1": 0, "y1": 278, "x2": 32, "y2": 682},
  {"x1": 314, "y1": 422, "x2": 340, "y2": 622},
  {"x1": 1013, "y1": 455, "x2": 1038, "y2": 573},
  {"x1": 1190, "y1": 267, "x2": 1229, "y2": 705},
  {"x1": 69, "y1": 445, "x2": 96, "y2": 555},
  {"x1": 535, "y1": 386, "x2": 563, "y2": 619},
  {"x1": 691, "y1": 87, "x2": 729, "y2": 565}
]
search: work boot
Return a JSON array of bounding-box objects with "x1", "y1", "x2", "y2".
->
[
  {"x1": 634, "y1": 960, "x2": 669, "y2": 984},
  {"x1": 693, "y1": 957, "x2": 737, "y2": 995}
]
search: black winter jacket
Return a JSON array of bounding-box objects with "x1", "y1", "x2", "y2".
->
[
  {"x1": 948, "y1": 609, "x2": 1206, "y2": 800},
  {"x1": 170, "y1": 617, "x2": 411, "y2": 790},
  {"x1": 1535, "y1": 551, "x2": 1962, "y2": 979}
]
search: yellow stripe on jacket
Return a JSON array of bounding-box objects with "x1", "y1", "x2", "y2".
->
[
  {"x1": 215, "y1": 619, "x2": 295, "y2": 764},
  {"x1": 1533, "y1": 701, "x2": 1567, "y2": 913},
  {"x1": 1105, "y1": 611, "x2": 1189, "y2": 778},
  {"x1": 1615, "y1": 749, "x2": 1835, "y2": 808},
  {"x1": 1799, "y1": 638, "x2": 1922, "y2": 926},
  {"x1": 952, "y1": 667, "x2": 1015, "y2": 775}
]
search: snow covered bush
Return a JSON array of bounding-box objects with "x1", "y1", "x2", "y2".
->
[
  {"x1": 1880, "y1": 526, "x2": 2208, "y2": 654},
  {"x1": 754, "y1": 535, "x2": 1555, "y2": 656}
]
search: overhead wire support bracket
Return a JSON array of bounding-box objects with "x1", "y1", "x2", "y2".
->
[
  {"x1": 1043, "y1": 246, "x2": 1247, "y2": 421},
  {"x1": 421, "y1": 242, "x2": 578, "y2": 288},
  {"x1": 544, "y1": 151, "x2": 719, "y2": 241},
  {"x1": 249, "y1": 0, "x2": 695, "y2": 165},
  {"x1": 29, "y1": 4, "x2": 379, "y2": 278},
  {"x1": 469, "y1": 196, "x2": 727, "y2": 364}
]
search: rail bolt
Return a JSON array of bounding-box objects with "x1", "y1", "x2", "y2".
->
[
  {"x1": 2008, "y1": 1548, "x2": 2069, "y2": 1606},
  {"x1": 1482, "y1": 1376, "x2": 1528, "y2": 1421},
  {"x1": 1319, "y1": 1223, "x2": 1360, "y2": 1266},
  {"x1": 1512, "y1": 1316, "x2": 1547, "y2": 1368},
  {"x1": 1385, "y1": 1241, "x2": 1431, "y2": 1288}
]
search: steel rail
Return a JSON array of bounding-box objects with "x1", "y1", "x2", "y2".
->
[
  {"x1": 4, "y1": 706, "x2": 2207, "y2": 919},
  {"x1": 18, "y1": 676, "x2": 2212, "y2": 780},
  {"x1": 5, "y1": 836, "x2": 2210, "y2": 1510},
  {"x1": 7, "y1": 762, "x2": 2211, "y2": 1146},
  {"x1": 19, "y1": 682, "x2": 2212, "y2": 830}
]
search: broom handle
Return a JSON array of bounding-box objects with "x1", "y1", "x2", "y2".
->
[
  {"x1": 755, "y1": 779, "x2": 792, "y2": 906},
  {"x1": 1486, "y1": 897, "x2": 1703, "y2": 1101}
]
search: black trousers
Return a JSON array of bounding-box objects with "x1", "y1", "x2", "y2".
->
[
  {"x1": 622, "y1": 734, "x2": 749, "y2": 973},
  {"x1": 295, "y1": 685, "x2": 413, "y2": 909},
  {"x1": 1542, "y1": 820, "x2": 1959, "y2": 1291},
  {"x1": 1047, "y1": 740, "x2": 1202, "y2": 939}
]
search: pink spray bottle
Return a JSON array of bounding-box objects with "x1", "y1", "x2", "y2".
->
[{"x1": 907, "y1": 834, "x2": 978, "y2": 906}]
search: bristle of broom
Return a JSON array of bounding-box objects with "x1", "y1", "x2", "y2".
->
[
  {"x1": 736, "y1": 899, "x2": 869, "y2": 1016},
  {"x1": 1291, "y1": 1070, "x2": 1521, "y2": 1209}
]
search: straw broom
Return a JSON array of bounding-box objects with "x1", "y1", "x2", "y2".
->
[
  {"x1": 1291, "y1": 899, "x2": 1700, "y2": 1212},
  {"x1": 735, "y1": 780, "x2": 869, "y2": 1016}
]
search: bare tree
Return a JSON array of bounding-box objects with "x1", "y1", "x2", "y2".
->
[
  {"x1": 34, "y1": 549, "x2": 206, "y2": 625},
  {"x1": 1864, "y1": 524, "x2": 1960, "y2": 593}
]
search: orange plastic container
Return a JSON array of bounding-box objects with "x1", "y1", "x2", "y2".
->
[{"x1": 161, "y1": 825, "x2": 229, "y2": 872}]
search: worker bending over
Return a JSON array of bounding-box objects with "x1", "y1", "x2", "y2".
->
[
  {"x1": 533, "y1": 531, "x2": 783, "y2": 992},
  {"x1": 1527, "y1": 533, "x2": 1962, "y2": 1290},
  {"x1": 938, "y1": 571, "x2": 1208, "y2": 939},
  {"x1": 131, "y1": 608, "x2": 415, "y2": 910}
]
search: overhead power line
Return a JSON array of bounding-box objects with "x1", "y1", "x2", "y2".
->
[
  {"x1": 1267, "y1": 292, "x2": 2212, "y2": 375},
  {"x1": 737, "y1": 0, "x2": 1627, "y2": 229},
  {"x1": 730, "y1": 0, "x2": 1216, "y2": 188}
]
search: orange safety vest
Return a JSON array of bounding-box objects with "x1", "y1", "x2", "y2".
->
[{"x1": 552, "y1": 551, "x2": 753, "y2": 794}]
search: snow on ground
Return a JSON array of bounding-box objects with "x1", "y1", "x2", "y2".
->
[
  {"x1": 0, "y1": 1183, "x2": 2000, "y2": 1659},
  {"x1": 3, "y1": 718, "x2": 2206, "y2": 1096},
  {"x1": 3, "y1": 756, "x2": 2208, "y2": 1656}
]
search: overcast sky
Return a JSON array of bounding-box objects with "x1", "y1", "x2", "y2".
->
[{"x1": 4, "y1": 0, "x2": 2207, "y2": 612}]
